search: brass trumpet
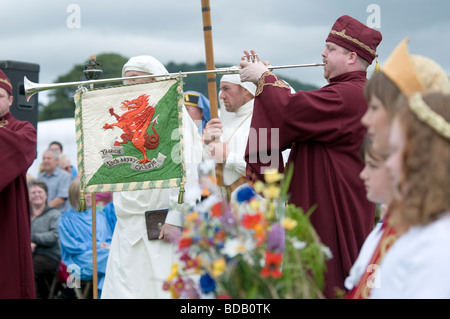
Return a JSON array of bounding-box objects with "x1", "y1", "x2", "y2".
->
[{"x1": 24, "y1": 63, "x2": 325, "y2": 101}]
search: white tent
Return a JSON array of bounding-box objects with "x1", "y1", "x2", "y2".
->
[{"x1": 28, "y1": 118, "x2": 77, "y2": 178}]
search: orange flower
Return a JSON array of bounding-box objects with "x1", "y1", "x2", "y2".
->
[
  {"x1": 261, "y1": 251, "x2": 283, "y2": 278},
  {"x1": 201, "y1": 187, "x2": 211, "y2": 197},
  {"x1": 214, "y1": 229, "x2": 226, "y2": 243},
  {"x1": 254, "y1": 229, "x2": 266, "y2": 247},
  {"x1": 242, "y1": 212, "x2": 262, "y2": 229}
]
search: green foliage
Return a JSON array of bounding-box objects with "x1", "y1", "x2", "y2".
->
[
  {"x1": 39, "y1": 53, "x2": 128, "y2": 121},
  {"x1": 38, "y1": 54, "x2": 319, "y2": 121},
  {"x1": 281, "y1": 203, "x2": 327, "y2": 298}
]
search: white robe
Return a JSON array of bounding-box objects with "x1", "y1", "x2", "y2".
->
[
  {"x1": 101, "y1": 107, "x2": 202, "y2": 298},
  {"x1": 344, "y1": 221, "x2": 384, "y2": 291},
  {"x1": 220, "y1": 99, "x2": 254, "y2": 186},
  {"x1": 370, "y1": 213, "x2": 450, "y2": 299}
]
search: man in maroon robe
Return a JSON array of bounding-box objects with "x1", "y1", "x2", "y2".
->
[
  {"x1": 239, "y1": 15, "x2": 382, "y2": 298},
  {"x1": 0, "y1": 69, "x2": 37, "y2": 298}
]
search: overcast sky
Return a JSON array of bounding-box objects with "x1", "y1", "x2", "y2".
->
[{"x1": 2, "y1": 0, "x2": 450, "y2": 104}]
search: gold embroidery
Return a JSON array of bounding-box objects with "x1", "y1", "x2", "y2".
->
[
  {"x1": 409, "y1": 93, "x2": 450, "y2": 140},
  {"x1": 380, "y1": 234, "x2": 398, "y2": 256},
  {"x1": 0, "y1": 78, "x2": 12, "y2": 90},
  {"x1": 330, "y1": 29, "x2": 377, "y2": 57},
  {"x1": 0, "y1": 119, "x2": 9, "y2": 128},
  {"x1": 256, "y1": 71, "x2": 291, "y2": 96}
]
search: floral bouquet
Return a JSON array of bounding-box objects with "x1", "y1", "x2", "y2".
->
[{"x1": 163, "y1": 161, "x2": 330, "y2": 299}]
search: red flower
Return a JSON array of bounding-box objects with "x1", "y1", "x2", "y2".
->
[
  {"x1": 261, "y1": 251, "x2": 283, "y2": 278},
  {"x1": 242, "y1": 213, "x2": 262, "y2": 229},
  {"x1": 214, "y1": 229, "x2": 226, "y2": 243},
  {"x1": 178, "y1": 237, "x2": 193, "y2": 249},
  {"x1": 173, "y1": 278, "x2": 185, "y2": 293},
  {"x1": 162, "y1": 281, "x2": 171, "y2": 291},
  {"x1": 211, "y1": 202, "x2": 222, "y2": 217},
  {"x1": 180, "y1": 251, "x2": 199, "y2": 270}
]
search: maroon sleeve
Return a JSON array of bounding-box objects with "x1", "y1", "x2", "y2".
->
[
  {"x1": 245, "y1": 72, "x2": 346, "y2": 181},
  {"x1": 0, "y1": 116, "x2": 37, "y2": 191}
]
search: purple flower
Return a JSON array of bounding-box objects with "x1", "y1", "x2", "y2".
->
[
  {"x1": 267, "y1": 223, "x2": 286, "y2": 253},
  {"x1": 199, "y1": 273, "x2": 216, "y2": 294},
  {"x1": 180, "y1": 278, "x2": 200, "y2": 299},
  {"x1": 219, "y1": 206, "x2": 237, "y2": 229},
  {"x1": 236, "y1": 185, "x2": 256, "y2": 202}
]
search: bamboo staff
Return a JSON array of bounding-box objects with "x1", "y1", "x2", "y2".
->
[{"x1": 201, "y1": 0, "x2": 223, "y2": 186}]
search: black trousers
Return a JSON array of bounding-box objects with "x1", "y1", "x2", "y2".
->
[{"x1": 33, "y1": 254, "x2": 59, "y2": 299}]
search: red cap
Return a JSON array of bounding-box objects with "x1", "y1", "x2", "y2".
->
[
  {"x1": 326, "y1": 15, "x2": 382, "y2": 64},
  {"x1": 0, "y1": 69, "x2": 12, "y2": 95}
]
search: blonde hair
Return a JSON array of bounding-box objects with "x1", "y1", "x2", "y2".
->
[
  {"x1": 68, "y1": 178, "x2": 81, "y2": 208},
  {"x1": 392, "y1": 93, "x2": 450, "y2": 228}
]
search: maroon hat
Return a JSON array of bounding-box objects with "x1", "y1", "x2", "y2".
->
[
  {"x1": 326, "y1": 15, "x2": 382, "y2": 64},
  {"x1": 0, "y1": 69, "x2": 12, "y2": 95}
]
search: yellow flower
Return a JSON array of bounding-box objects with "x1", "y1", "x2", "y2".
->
[
  {"x1": 167, "y1": 264, "x2": 178, "y2": 281},
  {"x1": 262, "y1": 184, "x2": 281, "y2": 199},
  {"x1": 253, "y1": 180, "x2": 265, "y2": 193},
  {"x1": 264, "y1": 168, "x2": 284, "y2": 184},
  {"x1": 185, "y1": 211, "x2": 198, "y2": 222},
  {"x1": 282, "y1": 217, "x2": 298, "y2": 230},
  {"x1": 212, "y1": 258, "x2": 226, "y2": 277},
  {"x1": 249, "y1": 198, "x2": 259, "y2": 211},
  {"x1": 266, "y1": 202, "x2": 276, "y2": 220},
  {"x1": 169, "y1": 286, "x2": 179, "y2": 299}
]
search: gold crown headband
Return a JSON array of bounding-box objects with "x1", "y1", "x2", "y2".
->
[
  {"x1": 382, "y1": 38, "x2": 425, "y2": 98},
  {"x1": 381, "y1": 38, "x2": 450, "y2": 140},
  {"x1": 408, "y1": 93, "x2": 450, "y2": 140}
]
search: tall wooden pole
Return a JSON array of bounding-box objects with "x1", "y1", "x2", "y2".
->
[
  {"x1": 201, "y1": 0, "x2": 218, "y2": 119},
  {"x1": 91, "y1": 193, "x2": 98, "y2": 299},
  {"x1": 201, "y1": 0, "x2": 223, "y2": 186},
  {"x1": 89, "y1": 78, "x2": 98, "y2": 299}
]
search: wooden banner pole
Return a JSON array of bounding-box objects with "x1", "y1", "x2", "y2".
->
[
  {"x1": 91, "y1": 193, "x2": 98, "y2": 299},
  {"x1": 201, "y1": 0, "x2": 223, "y2": 186}
]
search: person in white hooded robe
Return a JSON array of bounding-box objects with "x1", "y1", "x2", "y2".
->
[
  {"x1": 203, "y1": 74, "x2": 256, "y2": 198},
  {"x1": 204, "y1": 74, "x2": 290, "y2": 199},
  {"x1": 101, "y1": 56, "x2": 203, "y2": 298}
]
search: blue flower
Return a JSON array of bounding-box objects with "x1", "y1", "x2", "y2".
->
[
  {"x1": 236, "y1": 185, "x2": 256, "y2": 203},
  {"x1": 199, "y1": 273, "x2": 216, "y2": 294}
]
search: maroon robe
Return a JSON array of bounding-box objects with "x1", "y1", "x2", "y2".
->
[
  {"x1": 0, "y1": 112, "x2": 37, "y2": 298},
  {"x1": 245, "y1": 71, "x2": 376, "y2": 298}
]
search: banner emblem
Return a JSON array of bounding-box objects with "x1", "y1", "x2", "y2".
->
[{"x1": 74, "y1": 78, "x2": 185, "y2": 193}]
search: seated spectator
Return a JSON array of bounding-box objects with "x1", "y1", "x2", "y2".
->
[
  {"x1": 49, "y1": 141, "x2": 64, "y2": 154},
  {"x1": 58, "y1": 178, "x2": 115, "y2": 297},
  {"x1": 49, "y1": 141, "x2": 78, "y2": 180},
  {"x1": 29, "y1": 179, "x2": 61, "y2": 299},
  {"x1": 38, "y1": 149, "x2": 72, "y2": 213},
  {"x1": 59, "y1": 154, "x2": 77, "y2": 181}
]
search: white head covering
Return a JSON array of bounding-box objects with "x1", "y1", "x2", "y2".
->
[
  {"x1": 220, "y1": 74, "x2": 257, "y2": 97},
  {"x1": 122, "y1": 55, "x2": 169, "y2": 77}
]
